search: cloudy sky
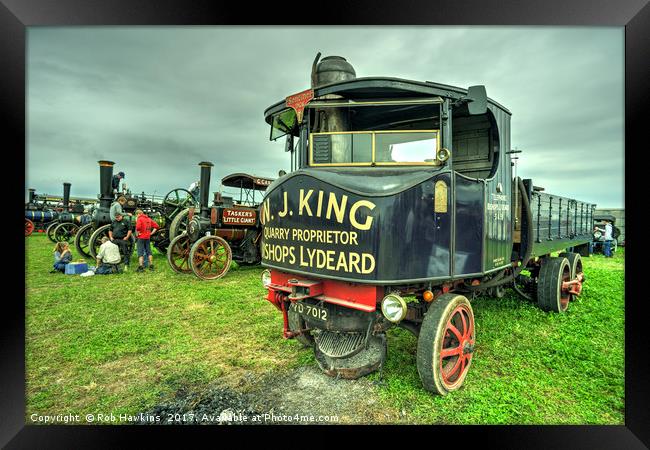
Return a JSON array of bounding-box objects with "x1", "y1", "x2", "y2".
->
[{"x1": 27, "y1": 26, "x2": 624, "y2": 207}]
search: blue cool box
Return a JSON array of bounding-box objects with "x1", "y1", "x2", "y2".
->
[{"x1": 65, "y1": 262, "x2": 88, "y2": 275}]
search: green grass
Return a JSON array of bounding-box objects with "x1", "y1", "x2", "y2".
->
[
  {"x1": 370, "y1": 249, "x2": 625, "y2": 424},
  {"x1": 26, "y1": 234, "x2": 624, "y2": 424}
]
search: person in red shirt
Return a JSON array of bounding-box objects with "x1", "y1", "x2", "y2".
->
[{"x1": 134, "y1": 209, "x2": 160, "y2": 272}]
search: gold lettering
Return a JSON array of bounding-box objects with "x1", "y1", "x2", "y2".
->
[
  {"x1": 349, "y1": 200, "x2": 376, "y2": 231},
  {"x1": 316, "y1": 190, "x2": 324, "y2": 217},
  {"x1": 349, "y1": 252, "x2": 361, "y2": 274},
  {"x1": 278, "y1": 192, "x2": 289, "y2": 217},
  {"x1": 326, "y1": 192, "x2": 347, "y2": 223},
  {"x1": 335, "y1": 252, "x2": 348, "y2": 272},
  {"x1": 361, "y1": 254, "x2": 376, "y2": 274},
  {"x1": 299, "y1": 189, "x2": 313, "y2": 216},
  {"x1": 261, "y1": 199, "x2": 270, "y2": 225}
]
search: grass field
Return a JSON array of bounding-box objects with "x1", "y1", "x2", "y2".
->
[{"x1": 25, "y1": 234, "x2": 625, "y2": 424}]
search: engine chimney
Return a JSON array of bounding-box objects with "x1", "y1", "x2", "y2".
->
[
  {"x1": 98, "y1": 160, "x2": 115, "y2": 209},
  {"x1": 63, "y1": 182, "x2": 71, "y2": 209},
  {"x1": 199, "y1": 162, "x2": 213, "y2": 217},
  {"x1": 28, "y1": 188, "x2": 35, "y2": 204}
]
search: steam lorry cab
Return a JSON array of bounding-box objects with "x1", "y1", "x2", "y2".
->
[{"x1": 259, "y1": 55, "x2": 594, "y2": 394}]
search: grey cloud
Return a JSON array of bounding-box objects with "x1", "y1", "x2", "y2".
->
[{"x1": 27, "y1": 27, "x2": 623, "y2": 208}]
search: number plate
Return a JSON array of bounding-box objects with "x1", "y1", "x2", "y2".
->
[{"x1": 290, "y1": 302, "x2": 328, "y2": 322}]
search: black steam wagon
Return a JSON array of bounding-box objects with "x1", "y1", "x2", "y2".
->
[
  {"x1": 166, "y1": 162, "x2": 271, "y2": 280},
  {"x1": 25, "y1": 188, "x2": 58, "y2": 236},
  {"x1": 259, "y1": 54, "x2": 594, "y2": 395},
  {"x1": 39, "y1": 183, "x2": 91, "y2": 242}
]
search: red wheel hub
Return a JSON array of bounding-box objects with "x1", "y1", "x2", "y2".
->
[{"x1": 439, "y1": 305, "x2": 475, "y2": 388}]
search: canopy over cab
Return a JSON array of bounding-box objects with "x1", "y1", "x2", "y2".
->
[{"x1": 220, "y1": 173, "x2": 275, "y2": 207}]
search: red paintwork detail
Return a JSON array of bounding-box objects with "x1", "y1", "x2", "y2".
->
[
  {"x1": 222, "y1": 208, "x2": 256, "y2": 226},
  {"x1": 210, "y1": 207, "x2": 217, "y2": 225},
  {"x1": 265, "y1": 270, "x2": 382, "y2": 312},
  {"x1": 188, "y1": 207, "x2": 195, "y2": 221},
  {"x1": 285, "y1": 89, "x2": 314, "y2": 123},
  {"x1": 440, "y1": 304, "x2": 474, "y2": 388}
]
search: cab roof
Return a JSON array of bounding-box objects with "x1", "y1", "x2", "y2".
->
[
  {"x1": 264, "y1": 76, "x2": 511, "y2": 125},
  {"x1": 221, "y1": 173, "x2": 274, "y2": 190}
]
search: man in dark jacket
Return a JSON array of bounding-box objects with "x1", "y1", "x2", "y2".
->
[{"x1": 109, "y1": 213, "x2": 133, "y2": 269}]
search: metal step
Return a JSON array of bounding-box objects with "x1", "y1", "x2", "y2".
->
[{"x1": 314, "y1": 331, "x2": 366, "y2": 359}]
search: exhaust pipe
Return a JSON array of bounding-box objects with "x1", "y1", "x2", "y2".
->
[
  {"x1": 28, "y1": 188, "x2": 35, "y2": 204},
  {"x1": 199, "y1": 161, "x2": 213, "y2": 218},
  {"x1": 63, "y1": 182, "x2": 71, "y2": 209},
  {"x1": 98, "y1": 160, "x2": 115, "y2": 209}
]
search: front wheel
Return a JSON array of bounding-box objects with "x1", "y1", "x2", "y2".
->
[
  {"x1": 189, "y1": 235, "x2": 232, "y2": 280},
  {"x1": 25, "y1": 219, "x2": 35, "y2": 236},
  {"x1": 74, "y1": 223, "x2": 94, "y2": 258},
  {"x1": 88, "y1": 224, "x2": 112, "y2": 259},
  {"x1": 46, "y1": 222, "x2": 59, "y2": 242},
  {"x1": 416, "y1": 293, "x2": 475, "y2": 395},
  {"x1": 167, "y1": 234, "x2": 193, "y2": 274}
]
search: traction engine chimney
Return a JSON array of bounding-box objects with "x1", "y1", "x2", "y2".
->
[
  {"x1": 199, "y1": 161, "x2": 213, "y2": 218},
  {"x1": 98, "y1": 160, "x2": 115, "y2": 209}
]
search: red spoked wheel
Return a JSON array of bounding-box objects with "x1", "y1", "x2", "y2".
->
[
  {"x1": 439, "y1": 304, "x2": 475, "y2": 390},
  {"x1": 189, "y1": 235, "x2": 232, "y2": 280},
  {"x1": 417, "y1": 293, "x2": 475, "y2": 395},
  {"x1": 25, "y1": 219, "x2": 35, "y2": 236}
]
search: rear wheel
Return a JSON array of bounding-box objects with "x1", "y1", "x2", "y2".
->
[
  {"x1": 53, "y1": 222, "x2": 79, "y2": 242},
  {"x1": 169, "y1": 208, "x2": 191, "y2": 241},
  {"x1": 416, "y1": 293, "x2": 475, "y2": 395},
  {"x1": 537, "y1": 257, "x2": 571, "y2": 312}
]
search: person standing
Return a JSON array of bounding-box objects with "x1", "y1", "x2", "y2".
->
[
  {"x1": 109, "y1": 213, "x2": 133, "y2": 269},
  {"x1": 134, "y1": 209, "x2": 160, "y2": 272},
  {"x1": 595, "y1": 220, "x2": 614, "y2": 257},
  {"x1": 110, "y1": 195, "x2": 129, "y2": 221},
  {"x1": 112, "y1": 171, "x2": 125, "y2": 195}
]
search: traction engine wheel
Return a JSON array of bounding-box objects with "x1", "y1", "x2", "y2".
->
[
  {"x1": 53, "y1": 222, "x2": 79, "y2": 242},
  {"x1": 74, "y1": 223, "x2": 94, "y2": 258},
  {"x1": 189, "y1": 235, "x2": 233, "y2": 280},
  {"x1": 416, "y1": 293, "x2": 475, "y2": 395},
  {"x1": 46, "y1": 222, "x2": 59, "y2": 242},
  {"x1": 168, "y1": 208, "x2": 191, "y2": 241},
  {"x1": 25, "y1": 219, "x2": 35, "y2": 236},
  {"x1": 163, "y1": 189, "x2": 197, "y2": 221},
  {"x1": 537, "y1": 257, "x2": 572, "y2": 313},
  {"x1": 88, "y1": 224, "x2": 112, "y2": 259},
  {"x1": 167, "y1": 234, "x2": 193, "y2": 274}
]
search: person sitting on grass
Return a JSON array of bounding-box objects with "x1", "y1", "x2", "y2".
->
[
  {"x1": 51, "y1": 242, "x2": 72, "y2": 273},
  {"x1": 95, "y1": 236, "x2": 122, "y2": 275}
]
